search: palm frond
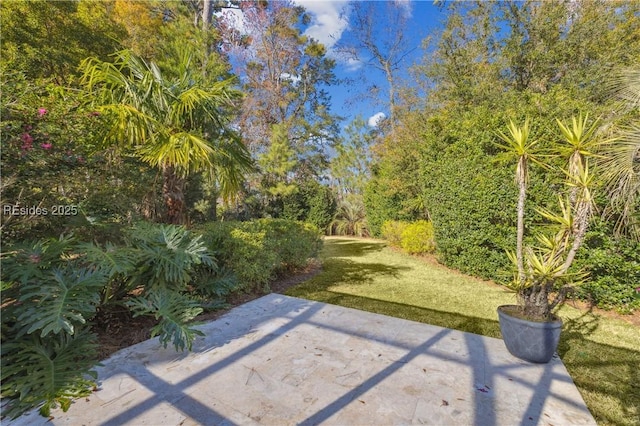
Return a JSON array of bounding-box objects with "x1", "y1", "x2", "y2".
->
[{"x1": 608, "y1": 68, "x2": 640, "y2": 110}]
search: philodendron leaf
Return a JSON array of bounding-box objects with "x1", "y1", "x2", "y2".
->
[
  {"x1": 16, "y1": 268, "x2": 106, "y2": 337},
  {"x1": 0, "y1": 331, "x2": 99, "y2": 419},
  {"x1": 126, "y1": 288, "x2": 204, "y2": 351}
]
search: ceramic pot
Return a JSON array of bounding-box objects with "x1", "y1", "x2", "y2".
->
[{"x1": 497, "y1": 305, "x2": 562, "y2": 363}]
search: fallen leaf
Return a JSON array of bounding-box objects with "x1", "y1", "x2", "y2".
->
[
  {"x1": 359, "y1": 400, "x2": 366, "y2": 404},
  {"x1": 441, "y1": 400, "x2": 449, "y2": 406}
]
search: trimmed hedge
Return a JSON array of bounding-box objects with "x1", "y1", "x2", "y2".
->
[
  {"x1": 574, "y1": 222, "x2": 640, "y2": 313},
  {"x1": 195, "y1": 219, "x2": 322, "y2": 291}
]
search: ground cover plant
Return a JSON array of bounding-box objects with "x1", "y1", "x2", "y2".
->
[{"x1": 287, "y1": 237, "x2": 640, "y2": 426}]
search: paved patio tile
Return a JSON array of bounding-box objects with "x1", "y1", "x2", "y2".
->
[{"x1": 8, "y1": 294, "x2": 596, "y2": 425}]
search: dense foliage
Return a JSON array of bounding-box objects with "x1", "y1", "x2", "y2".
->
[
  {"x1": 1, "y1": 218, "x2": 321, "y2": 418},
  {"x1": 381, "y1": 220, "x2": 435, "y2": 255},
  {"x1": 367, "y1": 1, "x2": 640, "y2": 309},
  {"x1": 195, "y1": 219, "x2": 322, "y2": 292}
]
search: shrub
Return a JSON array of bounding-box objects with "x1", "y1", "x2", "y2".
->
[
  {"x1": 573, "y1": 222, "x2": 640, "y2": 313},
  {"x1": 331, "y1": 200, "x2": 369, "y2": 237},
  {"x1": 381, "y1": 220, "x2": 409, "y2": 247},
  {"x1": 1, "y1": 235, "x2": 105, "y2": 418},
  {"x1": 401, "y1": 220, "x2": 436, "y2": 254},
  {"x1": 195, "y1": 219, "x2": 322, "y2": 292},
  {"x1": 1, "y1": 223, "x2": 214, "y2": 418}
]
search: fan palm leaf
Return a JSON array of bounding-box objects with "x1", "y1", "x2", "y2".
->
[{"x1": 80, "y1": 49, "x2": 253, "y2": 223}]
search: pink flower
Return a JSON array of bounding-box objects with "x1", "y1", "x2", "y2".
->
[
  {"x1": 21, "y1": 133, "x2": 33, "y2": 150},
  {"x1": 89, "y1": 111, "x2": 100, "y2": 117},
  {"x1": 38, "y1": 108, "x2": 47, "y2": 117},
  {"x1": 41, "y1": 143, "x2": 52, "y2": 150}
]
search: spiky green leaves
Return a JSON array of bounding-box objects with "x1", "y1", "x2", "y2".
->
[{"x1": 495, "y1": 118, "x2": 542, "y2": 185}]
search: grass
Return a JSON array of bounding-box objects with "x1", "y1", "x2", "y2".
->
[{"x1": 286, "y1": 237, "x2": 640, "y2": 426}]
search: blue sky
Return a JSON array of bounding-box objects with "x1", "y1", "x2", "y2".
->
[
  {"x1": 295, "y1": 1, "x2": 445, "y2": 128},
  {"x1": 219, "y1": 1, "x2": 446, "y2": 130}
]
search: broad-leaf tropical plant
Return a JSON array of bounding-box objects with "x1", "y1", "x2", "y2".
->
[
  {"x1": 1, "y1": 236, "x2": 105, "y2": 419},
  {"x1": 80, "y1": 50, "x2": 253, "y2": 224}
]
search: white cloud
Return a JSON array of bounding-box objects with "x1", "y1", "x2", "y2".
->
[
  {"x1": 344, "y1": 57, "x2": 363, "y2": 72},
  {"x1": 216, "y1": 7, "x2": 246, "y2": 34},
  {"x1": 394, "y1": 0, "x2": 413, "y2": 18},
  {"x1": 294, "y1": 1, "x2": 349, "y2": 51},
  {"x1": 367, "y1": 112, "x2": 386, "y2": 127},
  {"x1": 280, "y1": 72, "x2": 302, "y2": 85}
]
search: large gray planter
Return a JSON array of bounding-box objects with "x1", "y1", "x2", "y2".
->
[{"x1": 497, "y1": 305, "x2": 563, "y2": 363}]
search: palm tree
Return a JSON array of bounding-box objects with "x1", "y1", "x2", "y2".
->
[
  {"x1": 603, "y1": 68, "x2": 640, "y2": 240},
  {"x1": 331, "y1": 200, "x2": 369, "y2": 237},
  {"x1": 80, "y1": 50, "x2": 253, "y2": 224}
]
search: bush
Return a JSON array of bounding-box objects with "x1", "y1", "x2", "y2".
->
[
  {"x1": 573, "y1": 222, "x2": 640, "y2": 313},
  {"x1": 1, "y1": 223, "x2": 215, "y2": 418},
  {"x1": 195, "y1": 219, "x2": 322, "y2": 292},
  {"x1": 1, "y1": 235, "x2": 105, "y2": 418},
  {"x1": 401, "y1": 220, "x2": 436, "y2": 254},
  {"x1": 381, "y1": 220, "x2": 409, "y2": 247}
]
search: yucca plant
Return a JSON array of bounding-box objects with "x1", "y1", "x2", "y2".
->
[{"x1": 498, "y1": 115, "x2": 608, "y2": 320}]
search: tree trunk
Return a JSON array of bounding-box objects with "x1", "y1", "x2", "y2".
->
[
  {"x1": 162, "y1": 165, "x2": 186, "y2": 224},
  {"x1": 522, "y1": 285, "x2": 550, "y2": 319},
  {"x1": 516, "y1": 175, "x2": 526, "y2": 285},
  {"x1": 202, "y1": 0, "x2": 212, "y2": 29}
]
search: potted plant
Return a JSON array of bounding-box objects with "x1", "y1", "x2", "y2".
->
[{"x1": 495, "y1": 114, "x2": 606, "y2": 363}]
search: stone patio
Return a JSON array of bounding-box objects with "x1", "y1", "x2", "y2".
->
[{"x1": 10, "y1": 294, "x2": 596, "y2": 425}]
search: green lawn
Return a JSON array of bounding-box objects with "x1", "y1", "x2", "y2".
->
[{"x1": 286, "y1": 237, "x2": 640, "y2": 426}]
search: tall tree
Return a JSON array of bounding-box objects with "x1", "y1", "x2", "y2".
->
[
  {"x1": 330, "y1": 116, "x2": 376, "y2": 200},
  {"x1": 81, "y1": 50, "x2": 253, "y2": 224},
  {"x1": 216, "y1": 0, "x2": 339, "y2": 217},
  {"x1": 0, "y1": 0, "x2": 125, "y2": 82},
  {"x1": 220, "y1": 0, "x2": 339, "y2": 160},
  {"x1": 336, "y1": 1, "x2": 415, "y2": 133}
]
